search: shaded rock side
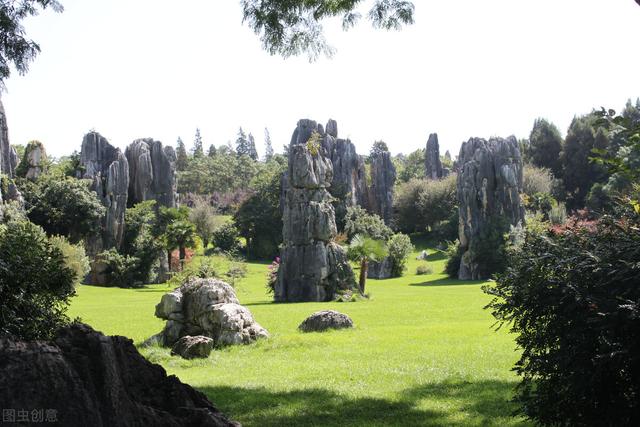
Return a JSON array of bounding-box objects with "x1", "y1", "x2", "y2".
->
[
  {"x1": 171, "y1": 335, "x2": 214, "y2": 359},
  {"x1": 78, "y1": 132, "x2": 130, "y2": 285},
  {"x1": 153, "y1": 278, "x2": 269, "y2": 347},
  {"x1": 275, "y1": 119, "x2": 357, "y2": 302},
  {"x1": 17, "y1": 140, "x2": 48, "y2": 179},
  {"x1": 0, "y1": 323, "x2": 237, "y2": 427},
  {"x1": 368, "y1": 151, "x2": 396, "y2": 224},
  {"x1": 298, "y1": 310, "x2": 354, "y2": 332},
  {"x1": 456, "y1": 136, "x2": 525, "y2": 280},
  {"x1": 367, "y1": 256, "x2": 393, "y2": 279},
  {"x1": 0, "y1": 97, "x2": 18, "y2": 178},
  {"x1": 425, "y1": 133, "x2": 444, "y2": 179},
  {"x1": 125, "y1": 138, "x2": 177, "y2": 208}
]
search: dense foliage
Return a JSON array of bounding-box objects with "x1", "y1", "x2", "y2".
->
[
  {"x1": 344, "y1": 205, "x2": 392, "y2": 241},
  {"x1": 387, "y1": 233, "x2": 413, "y2": 277},
  {"x1": 0, "y1": 219, "x2": 75, "y2": 339},
  {"x1": 527, "y1": 118, "x2": 563, "y2": 175},
  {"x1": 484, "y1": 205, "x2": 640, "y2": 425}
]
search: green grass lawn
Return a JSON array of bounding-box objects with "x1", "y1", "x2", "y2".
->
[{"x1": 68, "y1": 243, "x2": 529, "y2": 426}]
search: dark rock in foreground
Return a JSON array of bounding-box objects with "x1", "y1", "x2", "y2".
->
[
  {"x1": 299, "y1": 310, "x2": 354, "y2": 332},
  {"x1": 0, "y1": 323, "x2": 237, "y2": 427},
  {"x1": 367, "y1": 256, "x2": 393, "y2": 279},
  {"x1": 171, "y1": 335, "x2": 214, "y2": 359}
]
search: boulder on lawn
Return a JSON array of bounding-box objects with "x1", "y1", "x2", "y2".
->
[
  {"x1": 152, "y1": 277, "x2": 269, "y2": 347},
  {"x1": 171, "y1": 335, "x2": 214, "y2": 359},
  {"x1": 416, "y1": 250, "x2": 429, "y2": 260},
  {"x1": 298, "y1": 310, "x2": 354, "y2": 332}
]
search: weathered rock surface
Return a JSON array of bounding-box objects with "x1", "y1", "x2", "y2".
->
[
  {"x1": 368, "y1": 150, "x2": 396, "y2": 224},
  {"x1": 125, "y1": 138, "x2": 177, "y2": 208},
  {"x1": 0, "y1": 323, "x2": 237, "y2": 427},
  {"x1": 425, "y1": 133, "x2": 444, "y2": 179},
  {"x1": 0, "y1": 98, "x2": 18, "y2": 178},
  {"x1": 298, "y1": 310, "x2": 354, "y2": 332},
  {"x1": 171, "y1": 335, "x2": 214, "y2": 359},
  {"x1": 416, "y1": 250, "x2": 429, "y2": 260},
  {"x1": 457, "y1": 136, "x2": 525, "y2": 280},
  {"x1": 19, "y1": 140, "x2": 48, "y2": 179},
  {"x1": 367, "y1": 257, "x2": 394, "y2": 279},
  {"x1": 152, "y1": 278, "x2": 268, "y2": 347},
  {"x1": 78, "y1": 132, "x2": 130, "y2": 285},
  {"x1": 275, "y1": 119, "x2": 357, "y2": 302}
]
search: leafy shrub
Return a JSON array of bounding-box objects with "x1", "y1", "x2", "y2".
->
[
  {"x1": 468, "y1": 216, "x2": 510, "y2": 279},
  {"x1": 166, "y1": 256, "x2": 222, "y2": 288},
  {"x1": 394, "y1": 175, "x2": 457, "y2": 234},
  {"x1": 0, "y1": 220, "x2": 75, "y2": 339},
  {"x1": 344, "y1": 205, "x2": 392, "y2": 241},
  {"x1": 444, "y1": 241, "x2": 463, "y2": 278},
  {"x1": 189, "y1": 196, "x2": 220, "y2": 248},
  {"x1": 266, "y1": 257, "x2": 280, "y2": 294},
  {"x1": 484, "y1": 203, "x2": 640, "y2": 425},
  {"x1": 49, "y1": 235, "x2": 90, "y2": 286},
  {"x1": 416, "y1": 265, "x2": 432, "y2": 275},
  {"x1": 387, "y1": 233, "x2": 414, "y2": 277},
  {"x1": 549, "y1": 201, "x2": 567, "y2": 225},
  {"x1": 522, "y1": 164, "x2": 552, "y2": 197},
  {"x1": 122, "y1": 201, "x2": 163, "y2": 283},
  {"x1": 100, "y1": 249, "x2": 142, "y2": 288},
  {"x1": 212, "y1": 222, "x2": 240, "y2": 252}
]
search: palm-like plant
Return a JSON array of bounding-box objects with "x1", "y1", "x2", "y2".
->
[
  {"x1": 347, "y1": 234, "x2": 388, "y2": 294},
  {"x1": 165, "y1": 220, "x2": 197, "y2": 271}
]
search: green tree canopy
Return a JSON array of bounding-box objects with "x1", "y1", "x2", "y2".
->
[{"x1": 528, "y1": 118, "x2": 563, "y2": 175}]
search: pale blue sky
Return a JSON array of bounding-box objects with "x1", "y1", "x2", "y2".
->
[{"x1": 3, "y1": 0, "x2": 639, "y2": 158}]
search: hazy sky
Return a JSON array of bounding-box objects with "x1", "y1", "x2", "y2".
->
[{"x1": 2, "y1": 0, "x2": 639, "y2": 159}]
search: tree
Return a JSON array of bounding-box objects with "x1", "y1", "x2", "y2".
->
[
  {"x1": 189, "y1": 196, "x2": 219, "y2": 248},
  {"x1": 528, "y1": 118, "x2": 563, "y2": 175},
  {"x1": 207, "y1": 143, "x2": 217, "y2": 157},
  {"x1": 344, "y1": 205, "x2": 392, "y2": 241},
  {"x1": 369, "y1": 140, "x2": 389, "y2": 160},
  {"x1": 176, "y1": 137, "x2": 188, "y2": 171},
  {"x1": 247, "y1": 132, "x2": 259, "y2": 160},
  {"x1": 235, "y1": 127, "x2": 250, "y2": 157},
  {"x1": 19, "y1": 175, "x2": 105, "y2": 243},
  {"x1": 347, "y1": 234, "x2": 388, "y2": 294},
  {"x1": 264, "y1": 127, "x2": 274, "y2": 161},
  {"x1": 165, "y1": 220, "x2": 197, "y2": 270},
  {"x1": 387, "y1": 233, "x2": 413, "y2": 277},
  {"x1": 396, "y1": 148, "x2": 425, "y2": 183},
  {"x1": 0, "y1": 219, "x2": 75, "y2": 340},
  {"x1": 241, "y1": 0, "x2": 414, "y2": 60},
  {"x1": 154, "y1": 206, "x2": 190, "y2": 270},
  {"x1": 0, "y1": 0, "x2": 63, "y2": 85},
  {"x1": 193, "y1": 128, "x2": 204, "y2": 158}
]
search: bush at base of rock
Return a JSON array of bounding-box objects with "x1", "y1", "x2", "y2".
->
[
  {"x1": 416, "y1": 265, "x2": 433, "y2": 275},
  {"x1": 298, "y1": 310, "x2": 354, "y2": 332},
  {"x1": 171, "y1": 335, "x2": 214, "y2": 359}
]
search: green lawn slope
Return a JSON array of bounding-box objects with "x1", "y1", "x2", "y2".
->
[{"x1": 69, "y1": 242, "x2": 529, "y2": 426}]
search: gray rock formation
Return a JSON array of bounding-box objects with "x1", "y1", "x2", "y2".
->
[
  {"x1": 125, "y1": 138, "x2": 177, "y2": 208},
  {"x1": 20, "y1": 140, "x2": 47, "y2": 179},
  {"x1": 0, "y1": 98, "x2": 18, "y2": 178},
  {"x1": 416, "y1": 250, "x2": 429, "y2": 260},
  {"x1": 457, "y1": 136, "x2": 525, "y2": 280},
  {"x1": 425, "y1": 133, "x2": 444, "y2": 179},
  {"x1": 320, "y1": 119, "x2": 369, "y2": 228},
  {"x1": 171, "y1": 335, "x2": 214, "y2": 359},
  {"x1": 0, "y1": 323, "x2": 237, "y2": 427},
  {"x1": 367, "y1": 256, "x2": 393, "y2": 279},
  {"x1": 152, "y1": 278, "x2": 269, "y2": 347},
  {"x1": 78, "y1": 132, "x2": 129, "y2": 284},
  {"x1": 275, "y1": 119, "x2": 357, "y2": 302},
  {"x1": 298, "y1": 310, "x2": 354, "y2": 332},
  {"x1": 368, "y1": 151, "x2": 396, "y2": 224}
]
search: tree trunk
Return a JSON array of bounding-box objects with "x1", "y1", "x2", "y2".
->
[
  {"x1": 359, "y1": 258, "x2": 368, "y2": 294},
  {"x1": 167, "y1": 249, "x2": 172, "y2": 272},
  {"x1": 179, "y1": 246, "x2": 186, "y2": 271}
]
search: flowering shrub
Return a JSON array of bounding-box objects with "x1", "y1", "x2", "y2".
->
[{"x1": 266, "y1": 257, "x2": 280, "y2": 294}]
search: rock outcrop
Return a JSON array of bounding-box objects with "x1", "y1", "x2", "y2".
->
[
  {"x1": 368, "y1": 150, "x2": 396, "y2": 224},
  {"x1": 125, "y1": 138, "x2": 177, "y2": 208},
  {"x1": 171, "y1": 335, "x2": 214, "y2": 359},
  {"x1": 367, "y1": 256, "x2": 393, "y2": 279},
  {"x1": 275, "y1": 119, "x2": 357, "y2": 302},
  {"x1": 425, "y1": 133, "x2": 444, "y2": 179},
  {"x1": 152, "y1": 278, "x2": 269, "y2": 347},
  {"x1": 0, "y1": 98, "x2": 18, "y2": 178},
  {"x1": 78, "y1": 132, "x2": 129, "y2": 285},
  {"x1": 456, "y1": 136, "x2": 525, "y2": 280},
  {"x1": 320, "y1": 119, "x2": 369, "y2": 228},
  {"x1": 298, "y1": 310, "x2": 354, "y2": 332},
  {"x1": 0, "y1": 323, "x2": 237, "y2": 427},
  {"x1": 19, "y1": 140, "x2": 47, "y2": 179}
]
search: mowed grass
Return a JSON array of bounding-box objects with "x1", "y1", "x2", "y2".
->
[{"x1": 68, "y1": 242, "x2": 529, "y2": 427}]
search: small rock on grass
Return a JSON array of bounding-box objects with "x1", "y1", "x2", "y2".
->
[
  {"x1": 171, "y1": 335, "x2": 214, "y2": 359},
  {"x1": 298, "y1": 310, "x2": 354, "y2": 332}
]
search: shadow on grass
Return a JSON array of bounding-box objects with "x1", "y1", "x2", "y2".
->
[
  {"x1": 409, "y1": 278, "x2": 486, "y2": 287},
  {"x1": 200, "y1": 379, "x2": 527, "y2": 427}
]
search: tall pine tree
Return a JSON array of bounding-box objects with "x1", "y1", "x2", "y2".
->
[
  {"x1": 208, "y1": 144, "x2": 217, "y2": 157},
  {"x1": 247, "y1": 132, "x2": 258, "y2": 160},
  {"x1": 235, "y1": 127, "x2": 249, "y2": 157},
  {"x1": 264, "y1": 127, "x2": 274, "y2": 161},
  {"x1": 193, "y1": 128, "x2": 204, "y2": 158},
  {"x1": 529, "y1": 118, "x2": 563, "y2": 176},
  {"x1": 176, "y1": 137, "x2": 188, "y2": 171}
]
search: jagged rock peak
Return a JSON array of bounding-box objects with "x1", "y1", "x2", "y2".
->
[
  {"x1": 125, "y1": 138, "x2": 177, "y2": 208},
  {"x1": 368, "y1": 150, "x2": 396, "y2": 224},
  {"x1": 0, "y1": 97, "x2": 18, "y2": 177},
  {"x1": 17, "y1": 140, "x2": 48, "y2": 179},
  {"x1": 425, "y1": 133, "x2": 444, "y2": 179}
]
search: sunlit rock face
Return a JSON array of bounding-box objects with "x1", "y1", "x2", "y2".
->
[
  {"x1": 125, "y1": 138, "x2": 177, "y2": 208},
  {"x1": 0, "y1": 98, "x2": 18, "y2": 178},
  {"x1": 456, "y1": 136, "x2": 525, "y2": 280},
  {"x1": 275, "y1": 119, "x2": 357, "y2": 302},
  {"x1": 425, "y1": 133, "x2": 444, "y2": 180},
  {"x1": 78, "y1": 131, "x2": 129, "y2": 284}
]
